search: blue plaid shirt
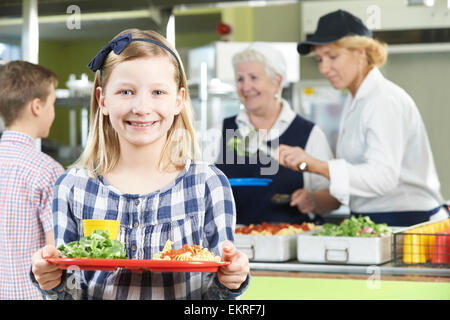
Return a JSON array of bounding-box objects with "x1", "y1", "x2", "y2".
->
[{"x1": 35, "y1": 160, "x2": 248, "y2": 300}]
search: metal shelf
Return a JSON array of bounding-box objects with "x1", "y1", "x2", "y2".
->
[
  {"x1": 388, "y1": 43, "x2": 450, "y2": 54},
  {"x1": 54, "y1": 96, "x2": 90, "y2": 148},
  {"x1": 55, "y1": 96, "x2": 90, "y2": 108},
  {"x1": 249, "y1": 260, "x2": 450, "y2": 277}
]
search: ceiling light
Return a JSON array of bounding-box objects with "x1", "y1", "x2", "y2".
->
[
  {"x1": 0, "y1": 9, "x2": 153, "y2": 27},
  {"x1": 405, "y1": 0, "x2": 435, "y2": 6}
]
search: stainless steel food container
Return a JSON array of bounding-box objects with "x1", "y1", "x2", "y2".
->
[
  {"x1": 235, "y1": 233, "x2": 298, "y2": 262},
  {"x1": 297, "y1": 233, "x2": 393, "y2": 265}
]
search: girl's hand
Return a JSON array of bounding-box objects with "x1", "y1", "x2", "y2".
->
[
  {"x1": 290, "y1": 188, "x2": 316, "y2": 213},
  {"x1": 31, "y1": 245, "x2": 63, "y2": 290},
  {"x1": 218, "y1": 240, "x2": 249, "y2": 290}
]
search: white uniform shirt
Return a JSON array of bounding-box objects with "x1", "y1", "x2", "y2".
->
[
  {"x1": 328, "y1": 67, "x2": 445, "y2": 216},
  {"x1": 204, "y1": 99, "x2": 333, "y2": 192}
]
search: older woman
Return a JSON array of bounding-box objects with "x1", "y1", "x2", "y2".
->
[
  {"x1": 214, "y1": 42, "x2": 340, "y2": 225},
  {"x1": 278, "y1": 10, "x2": 448, "y2": 226}
]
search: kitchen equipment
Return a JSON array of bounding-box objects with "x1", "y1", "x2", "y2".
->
[
  {"x1": 235, "y1": 223, "x2": 315, "y2": 262},
  {"x1": 65, "y1": 73, "x2": 93, "y2": 97},
  {"x1": 235, "y1": 233, "x2": 299, "y2": 262},
  {"x1": 270, "y1": 193, "x2": 291, "y2": 205},
  {"x1": 393, "y1": 219, "x2": 450, "y2": 267},
  {"x1": 297, "y1": 232, "x2": 393, "y2": 265},
  {"x1": 270, "y1": 191, "x2": 316, "y2": 221},
  {"x1": 431, "y1": 230, "x2": 450, "y2": 265}
]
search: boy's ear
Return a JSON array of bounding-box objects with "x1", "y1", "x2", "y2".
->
[
  {"x1": 29, "y1": 97, "x2": 42, "y2": 117},
  {"x1": 96, "y1": 87, "x2": 109, "y2": 116}
]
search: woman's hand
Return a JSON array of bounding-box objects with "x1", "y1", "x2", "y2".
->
[
  {"x1": 31, "y1": 245, "x2": 63, "y2": 291},
  {"x1": 218, "y1": 240, "x2": 249, "y2": 290},
  {"x1": 290, "y1": 189, "x2": 316, "y2": 214},
  {"x1": 277, "y1": 144, "x2": 311, "y2": 172},
  {"x1": 277, "y1": 144, "x2": 330, "y2": 179}
]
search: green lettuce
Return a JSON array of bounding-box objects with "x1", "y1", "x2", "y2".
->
[
  {"x1": 58, "y1": 229, "x2": 127, "y2": 259},
  {"x1": 314, "y1": 216, "x2": 390, "y2": 237}
]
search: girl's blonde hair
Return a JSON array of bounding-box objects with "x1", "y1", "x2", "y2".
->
[
  {"x1": 73, "y1": 29, "x2": 199, "y2": 177},
  {"x1": 335, "y1": 35, "x2": 388, "y2": 68}
]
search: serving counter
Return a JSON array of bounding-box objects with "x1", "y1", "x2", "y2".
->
[{"x1": 240, "y1": 260, "x2": 450, "y2": 300}]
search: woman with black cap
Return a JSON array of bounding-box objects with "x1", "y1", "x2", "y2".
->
[{"x1": 278, "y1": 10, "x2": 448, "y2": 226}]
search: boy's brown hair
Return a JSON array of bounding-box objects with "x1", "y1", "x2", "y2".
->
[{"x1": 0, "y1": 60, "x2": 58, "y2": 127}]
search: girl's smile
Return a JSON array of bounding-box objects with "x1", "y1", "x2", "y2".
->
[
  {"x1": 97, "y1": 56, "x2": 184, "y2": 150},
  {"x1": 125, "y1": 120, "x2": 159, "y2": 128}
]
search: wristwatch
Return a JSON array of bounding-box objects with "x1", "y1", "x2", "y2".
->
[{"x1": 298, "y1": 161, "x2": 307, "y2": 171}]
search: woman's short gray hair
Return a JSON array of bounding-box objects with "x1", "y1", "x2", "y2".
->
[{"x1": 232, "y1": 42, "x2": 287, "y2": 87}]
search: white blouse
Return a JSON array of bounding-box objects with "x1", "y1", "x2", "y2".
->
[{"x1": 328, "y1": 67, "x2": 445, "y2": 217}]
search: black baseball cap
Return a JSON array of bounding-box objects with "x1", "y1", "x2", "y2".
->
[{"x1": 297, "y1": 9, "x2": 372, "y2": 55}]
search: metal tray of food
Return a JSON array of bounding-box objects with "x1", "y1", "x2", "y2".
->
[
  {"x1": 235, "y1": 233, "x2": 298, "y2": 262},
  {"x1": 234, "y1": 223, "x2": 315, "y2": 262},
  {"x1": 297, "y1": 234, "x2": 393, "y2": 265}
]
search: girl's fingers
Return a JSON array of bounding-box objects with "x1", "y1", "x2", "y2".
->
[
  {"x1": 218, "y1": 244, "x2": 249, "y2": 289},
  {"x1": 34, "y1": 269, "x2": 62, "y2": 289},
  {"x1": 218, "y1": 270, "x2": 248, "y2": 289},
  {"x1": 38, "y1": 276, "x2": 62, "y2": 291},
  {"x1": 42, "y1": 245, "x2": 60, "y2": 259},
  {"x1": 32, "y1": 258, "x2": 60, "y2": 273}
]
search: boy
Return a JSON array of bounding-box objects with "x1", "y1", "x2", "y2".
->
[{"x1": 0, "y1": 61, "x2": 64, "y2": 299}]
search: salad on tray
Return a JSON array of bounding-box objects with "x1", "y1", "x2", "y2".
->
[
  {"x1": 57, "y1": 229, "x2": 128, "y2": 259},
  {"x1": 314, "y1": 216, "x2": 391, "y2": 237}
]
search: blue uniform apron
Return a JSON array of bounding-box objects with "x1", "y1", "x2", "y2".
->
[{"x1": 216, "y1": 115, "x2": 321, "y2": 225}]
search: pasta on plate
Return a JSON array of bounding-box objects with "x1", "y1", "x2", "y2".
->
[{"x1": 153, "y1": 240, "x2": 221, "y2": 262}]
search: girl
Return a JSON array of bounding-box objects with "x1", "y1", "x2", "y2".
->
[{"x1": 31, "y1": 29, "x2": 249, "y2": 300}]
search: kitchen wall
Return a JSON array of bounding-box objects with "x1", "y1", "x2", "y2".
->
[
  {"x1": 38, "y1": 40, "x2": 104, "y2": 146},
  {"x1": 385, "y1": 52, "x2": 450, "y2": 200},
  {"x1": 244, "y1": 3, "x2": 301, "y2": 42}
]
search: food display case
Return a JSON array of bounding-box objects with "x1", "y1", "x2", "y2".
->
[{"x1": 245, "y1": 219, "x2": 450, "y2": 281}]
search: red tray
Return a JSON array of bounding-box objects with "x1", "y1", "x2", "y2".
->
[{"x1": 46, "y1": 258, "x2": 229, "y2": 272}]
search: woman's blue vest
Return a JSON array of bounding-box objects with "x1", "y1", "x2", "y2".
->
[{"x1": 216, "y1": 115, "x2": 315, "y2": 225}]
